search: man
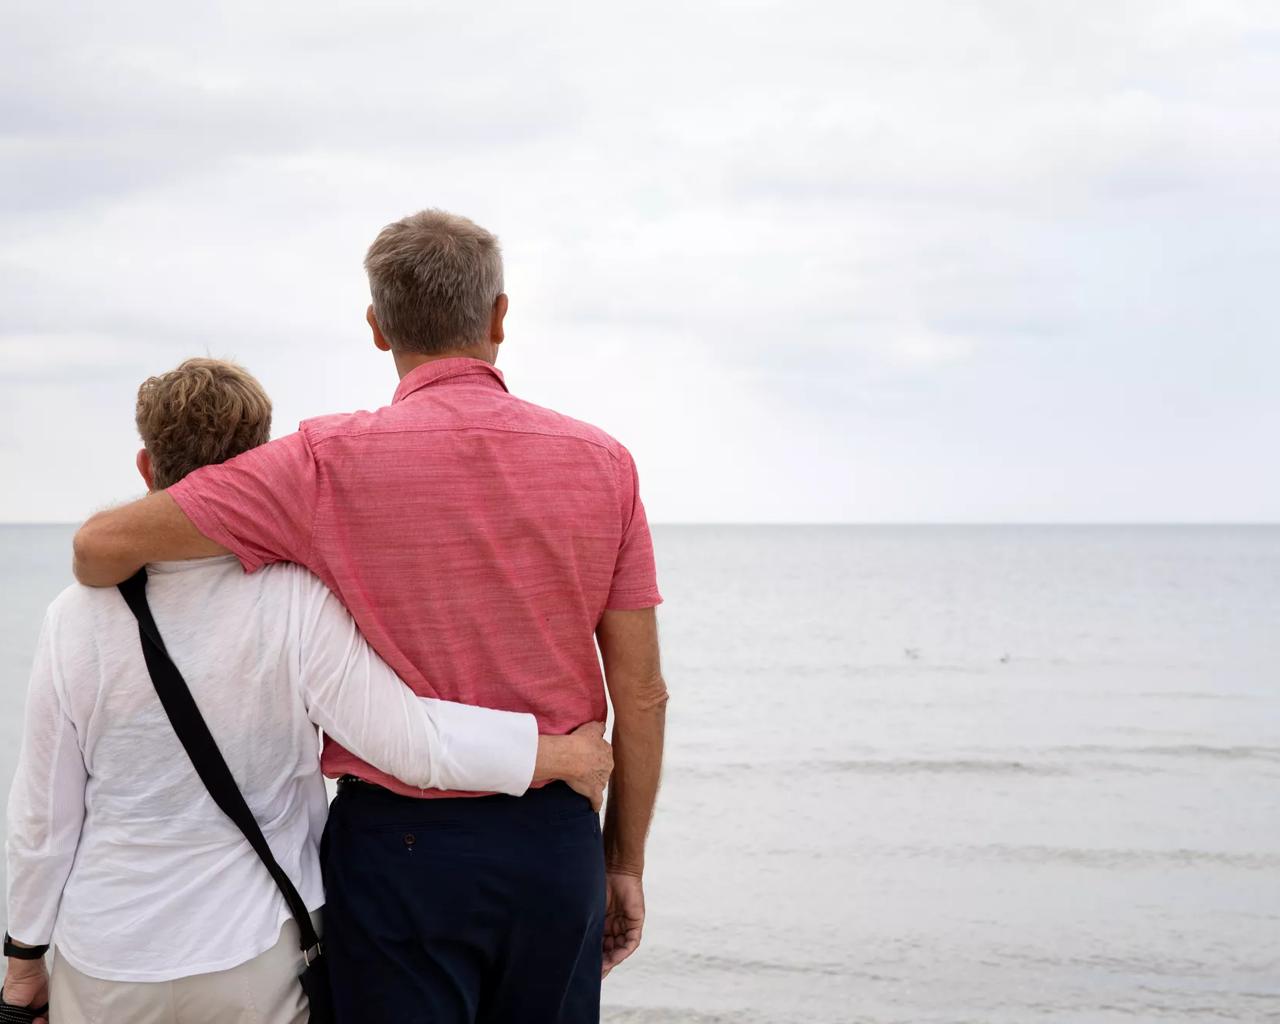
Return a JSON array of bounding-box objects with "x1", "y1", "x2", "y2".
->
[{"x1": 73, "y1": 210, "x2": 669, "y2": 1023}]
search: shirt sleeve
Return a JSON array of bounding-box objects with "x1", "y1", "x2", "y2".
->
[
  {"x1": 167, "y1": 431, "x2": 320, "y2": 575},
  {"x1": 605, "y1": 446, "x2": 663, "y2": 610},
  {"x1": 5, "y1": 608, "x2": 89, "y2": 946},
  {"x1": 292, "y1": 574, "x2": 538, "y2": 796}
]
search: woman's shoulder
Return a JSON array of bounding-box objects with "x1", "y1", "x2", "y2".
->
[
  {"x1": 253, "y1": 561, "x2": 331, "y2": 597},
  {"x1": 44, "y1": 580, "x2": 123, "y2": 629}
]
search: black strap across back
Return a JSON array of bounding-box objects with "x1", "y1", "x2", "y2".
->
[{"x1": 116, "y1": 569, "x2": 332, "y2": 1021}]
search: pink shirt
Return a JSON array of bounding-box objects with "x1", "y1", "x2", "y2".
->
[{"x1": 169, "y1": 358, "x2": 661, "y2": 797}]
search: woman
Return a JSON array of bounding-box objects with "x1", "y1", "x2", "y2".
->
[{"x1": 2, "y1": 359, "x2": 610, "y2": 1023}]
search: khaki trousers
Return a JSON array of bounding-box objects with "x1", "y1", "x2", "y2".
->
[{"x1": 49, "y1": 915, "x2": 318, "y2": 1024}]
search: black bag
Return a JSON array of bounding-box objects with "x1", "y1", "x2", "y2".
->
[{"x1": 117, "y1": 569, "x2": 334, "y2": 1024}]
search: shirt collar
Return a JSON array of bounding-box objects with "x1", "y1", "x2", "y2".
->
[{"x1": 392, "y1": 357, "x2": 509, "y2": 404}]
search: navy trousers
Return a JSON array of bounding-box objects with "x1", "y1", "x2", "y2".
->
[{"x1": 320, "y1": 780, "x2": 606, "y2": 1024}]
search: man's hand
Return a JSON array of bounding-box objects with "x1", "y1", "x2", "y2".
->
[
  {"x1": 601, "y1": 871, "x2": 645, "y2": 978},
  {"x1": 3, "y1": 956, "x2": 49, "y2": 1024},
  {"x1": 533, "y1": 722, "x2": 613, "y2": 810}
]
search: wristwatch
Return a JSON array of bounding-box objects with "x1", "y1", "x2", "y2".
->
[{"x1": 2, "y1": 934, "x2": 48, "y2": 960}]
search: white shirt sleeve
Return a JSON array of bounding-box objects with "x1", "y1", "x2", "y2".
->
[
  {"x1": 5, "y1": 607, "x2": 89, "y2": 946},
  {"x1": 293, "y1": 575, "x2": 538, "y2": 796}
]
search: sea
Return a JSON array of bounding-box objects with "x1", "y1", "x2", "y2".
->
[{"x1": 2, "y1": 525, "x2": 1278, "y2": 1023}]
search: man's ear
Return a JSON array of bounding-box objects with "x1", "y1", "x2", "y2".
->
[
  {"x1": 368, "y1": 304, "x2": 392, "y2": 352},
  {"x1": 136, "y1": 448, "x2": 155, "y2": 492},
  {"x1": 490, "y1": 293, "x2": 508, "y2": 346}
]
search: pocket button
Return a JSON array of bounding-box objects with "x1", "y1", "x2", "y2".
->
[{"x1": 404, "y1": 833, "x2": 416, "y2": 848}]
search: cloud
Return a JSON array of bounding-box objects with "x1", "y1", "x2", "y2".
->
[{"x1": 1, "y1": 0, "x2": 1279, "y2": 521}]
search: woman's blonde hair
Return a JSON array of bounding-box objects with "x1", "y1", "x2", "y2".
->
[{"x1": 135, "y1": 358, "x2": 273, "y2": 489}]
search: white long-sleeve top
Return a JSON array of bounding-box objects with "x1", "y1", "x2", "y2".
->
[{"x1": 5, "y1": 556, "x2": 538, "y2": 982}]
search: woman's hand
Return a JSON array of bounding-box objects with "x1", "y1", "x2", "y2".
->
[
  {"x1": 3, "y1": 955, "x2": 50, "y2": 1024},
  {"x1": 534, "y1": 722, "x2": 614, "y2": 810}
]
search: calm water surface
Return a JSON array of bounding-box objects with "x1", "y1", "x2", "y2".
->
[{"x1": 2, "y1": 525, "x2": 1278, "y2": 1022}]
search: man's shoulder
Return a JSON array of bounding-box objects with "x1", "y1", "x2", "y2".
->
[
  {"x1": 297, "y1": 393, "x2": 629, "y2": 462},
  {"x1": 296, "y1": 407, "x2": 384, "y2": 446},
  {"x1": 501, "y1": 394, "x2": 628, "y2": 460}
]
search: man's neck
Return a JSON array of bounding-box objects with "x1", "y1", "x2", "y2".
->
[{"x1": 392, "y1": 345, "x2": 496, "y2": 380}]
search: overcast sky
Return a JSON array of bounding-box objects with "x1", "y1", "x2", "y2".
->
[{"x1": 2, "y1": 1, "x2": 1278, "y2": 523}]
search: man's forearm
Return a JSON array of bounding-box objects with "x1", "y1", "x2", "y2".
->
[
  {"x1": 73, "y1": 510, "x2": 145, "y2": 587},
  {"x1": 597, "y1": 607, "x2": 668, "y2": 876},
  {"x1": 73, "y1": 492, "x2": 227, "y2": 587},
  {"x1": 602, "y1": 687, "x2": 667, "y2": 876}
]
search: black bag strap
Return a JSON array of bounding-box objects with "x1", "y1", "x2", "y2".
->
[{"x1": 116, "y1": 569, "x2": 322, "y2": 959}]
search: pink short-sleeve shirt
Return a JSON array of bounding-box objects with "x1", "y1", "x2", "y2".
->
[{"x1": 169, "y1": 358, "x2": 662, "y2": 797}]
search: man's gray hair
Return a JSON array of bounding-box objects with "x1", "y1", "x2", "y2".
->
[{"x1": 364, "y1": 209, "x2": 504, "y2": 355}]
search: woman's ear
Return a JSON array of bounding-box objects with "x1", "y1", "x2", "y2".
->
[{"x1": 136, "y1": 448, "x2": 155, "y2": 492}]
